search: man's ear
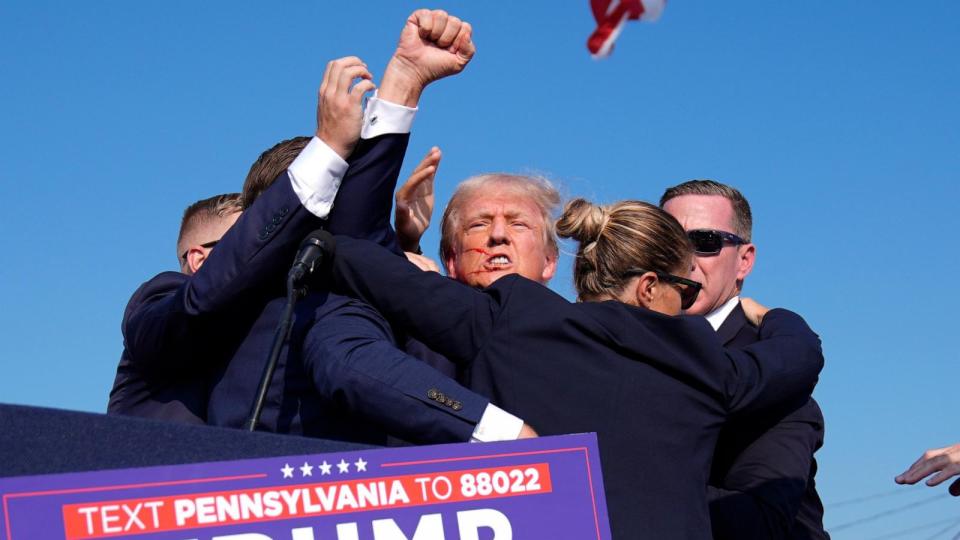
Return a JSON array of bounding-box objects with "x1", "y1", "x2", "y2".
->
[
  {"x1": 737, "y1": 243, "x2": 756, "y2": 281},
  {"x1": 186, "y1": 247, "x2": 208, "y2": 275},
  {"x1": 541, "y1": 252, "x2": 558, "y2": 283},
  {"x1": 444, "y1": 255, "x2": 459, "y2": 279}
]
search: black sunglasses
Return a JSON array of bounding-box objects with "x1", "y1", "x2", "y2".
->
[
  {"x1": 622, "y1": 267, "x2": 702, "y2": 310},
  {"x1": 180, "y1": 240, "x2": 219, "y2": 262},
  {"x1": 687, "y1": 229, "x2": 745, "y2": 256}
]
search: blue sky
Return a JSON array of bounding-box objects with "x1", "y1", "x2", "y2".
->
[{"x1": 1, "y1": 1, "x2": 958, "y2": 537}]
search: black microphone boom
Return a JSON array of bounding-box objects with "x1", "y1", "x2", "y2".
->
[{"x1": 245, "y1": 229, "x2": 335, "y2": 432}]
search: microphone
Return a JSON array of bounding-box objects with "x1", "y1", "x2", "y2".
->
[
  {"x1": 289, "y1": 229, "x2": 335, "y2": 285},
  {"x1": 246, "y1": 229, "x2": 335, "y2": 431}
]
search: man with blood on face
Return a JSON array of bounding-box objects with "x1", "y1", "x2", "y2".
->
[{"x1": 438, "y1": 174, "x2": 560, "y2": 288}]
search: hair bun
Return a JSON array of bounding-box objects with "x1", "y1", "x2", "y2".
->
[{"x1": 557, "y1": 198, "x2": 609, "y2": 246}]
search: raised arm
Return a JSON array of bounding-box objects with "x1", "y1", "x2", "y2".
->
[
  {"x1": 124, "y1": 56, "x2": 376, "y2": 369},
  {"x1": 327, "y1": 9, "x2": 474, "y2": 254}
]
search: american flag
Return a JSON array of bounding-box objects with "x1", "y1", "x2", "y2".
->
[{"x1": 587, "y1": 0, "x2": 666, "y2": 58}]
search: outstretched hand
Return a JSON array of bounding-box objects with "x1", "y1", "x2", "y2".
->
[
  {"x1": 380, "y1": 9, "x2": 475, "y2": 106},
  {"x1": 896, "y1": 443, "x2": 960, "y2": 496},
  {"x1": 395, "y1": 147, "x2": 441, "y2": 252},
  {"x1": 740, "y1": 297, "x2": 770, "y2": 327},
  {"x1": 316, "y1": 56, "x2": 376, "y2": 159}
]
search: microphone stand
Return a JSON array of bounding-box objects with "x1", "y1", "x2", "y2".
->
[
  {"x1": 244, "y1": 272, "x2": 302, "y2": 431},
  {"x1": 245, "y1": 230, "x2": 330, "y2": 432}
]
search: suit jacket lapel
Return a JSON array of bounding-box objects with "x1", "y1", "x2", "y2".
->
[{"x1": 715, "y1": 301, "x2": 749, "y2": 346}]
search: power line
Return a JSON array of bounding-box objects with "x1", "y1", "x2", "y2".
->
[
  {"x1": 828, "y1": 486, "x2": 925, "y2": 508},
  {"x1": 830, "y1": 493, "x2": 947, "y2": 531},
  {"x1": 865, "y1": 517, "x2": 960, "y2": 540},
  {"x1": 919, "y1": 519, "x2": 960, "y2": 540}
]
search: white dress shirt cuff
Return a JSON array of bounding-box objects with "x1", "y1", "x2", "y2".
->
[
  {"x1": 287, "y1": 136, "x2": 349, "y2": 219},
  {"x1": 470, "y1": 404, "x2": 524, "y2": 442},
  {"x1": 362, "y1": 94, "x2": 417, "y2": 139}
]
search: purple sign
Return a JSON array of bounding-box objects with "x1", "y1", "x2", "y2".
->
[{"x1": 1, "y1": 433, "x2": 609, "y2": 540}]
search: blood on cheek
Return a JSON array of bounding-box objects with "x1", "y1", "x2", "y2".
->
[{"x1": 462, "y1": 247, "x2": 495, "y2": 276}]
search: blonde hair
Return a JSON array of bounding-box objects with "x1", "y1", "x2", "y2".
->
[
  {"x1": 440, "y1": 173, "x2": 561, "y2": 262},
  {"x1": 557, "y1": 198, "x2": 693, "y2": 301}
]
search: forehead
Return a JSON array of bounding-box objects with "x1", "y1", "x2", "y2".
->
[
  {"x1": 459, "y1": 189, "x2": 544, "y2": 221},
  {"x1": 662, "y1": 194, "x2": 735, "y2": 232}
]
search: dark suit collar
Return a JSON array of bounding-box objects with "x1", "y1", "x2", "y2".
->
[{"x1": 715, "y1": 301, "x2": 749, "y2": 346}]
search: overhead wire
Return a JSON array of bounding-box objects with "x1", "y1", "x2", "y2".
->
[
  {"x1": 829, "y1": 493, "x2": 947, "y2": 532},
  {"x1": 864, "y1": 517, "x2": 960, "y2": 540}
]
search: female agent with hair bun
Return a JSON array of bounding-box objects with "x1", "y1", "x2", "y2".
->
[{"x1": 327, "y1": 196, "x2": 823, "y2": 539}]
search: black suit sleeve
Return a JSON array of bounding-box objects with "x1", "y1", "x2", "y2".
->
[
  {"x1": 304, "y1": 298, "x2": 489, "y2": 443},
  {"x1": 123, "y1": 178, "x2": 316, "y2": 372},
  {"x1": 122, "y1": 133, "x2": 412, "y2": 373},
  {"x1": 330, "y1": 237, "x2": 503, "y2": 365},
  {"x1": 709, "y1": 399, "x2": 826, "y2": 539},
  {"x1": 720, "y1": 309, "x2": 824, "y2": 416}
]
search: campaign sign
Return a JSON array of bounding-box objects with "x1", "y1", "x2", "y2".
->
[{"x1": 0, "y1": 433, "x2": 609, "y2": 540}]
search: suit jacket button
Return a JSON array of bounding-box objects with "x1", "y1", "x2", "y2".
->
[
  {"x1": 435, "y1": 392, "x2": 445, "y2": 402},
  {"x1": 451, "y1": 401, "x2": 463, "y2": 411},
  {"x1": 427, "y1": 389, "x2": 438, "y2": 400},
  {"x1": 444, "y1": 398, "x2": 454, "y2": 407},
  {"x1": 265, "y1": 223, "x2": 277, "y2": 233},
  {"x1": 271, "y1": 216, "x2": 282, "y2": 224},
  {"x1": 279, "y1": 207, "x2": 289, "y2": 216}
]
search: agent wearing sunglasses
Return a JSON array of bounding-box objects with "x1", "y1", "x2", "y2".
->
[
  {"x1": 321, "y1": 195, "x2": 824, "y2": 538},
  {"x1": 662, "y1": 180, "x2": 828, "y2": 540}
]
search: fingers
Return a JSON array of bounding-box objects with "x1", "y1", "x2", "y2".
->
[
  {"x1": 349, "y1": 79, "x2": 376, "y2": 101},
  {"x1": 429, "y1": 10, "x2": 448, "y2": 41},
  {"x1": 411, "y1": 9, "x2": 434, "y2": 39},
  {"x1": 896, "y1": 446, "x2": 955, "y2": 485},
  {"x1": 436, "y1": 15, "x2": 461, "y2": 48},
  {"x1": 452, "y1": 22, "x2": 475, "y2": 60},
  {"x1": 320, "y1": 56, "x2": 371, "y2": 102},
  {"x1": 335, "y1": 64, "x2": 372, "y2": 96},
  {"x1": 404, "y1": 252, "x2": 440, "y2": 273},
  {"x1": 397, "y1": 147, "x2": 441, "y2": 201},
  {"x1": 739, "y1": 297, "x2": 770, "y2": 326}
]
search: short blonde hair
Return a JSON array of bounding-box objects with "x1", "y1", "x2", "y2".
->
[{"x1": 439, "y1": 173, "x2": 561, "y2": 262}]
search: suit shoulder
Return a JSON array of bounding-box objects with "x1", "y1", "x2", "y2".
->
[{"x1": 124, "y1": 272, "x2": 187, "y2": 318}]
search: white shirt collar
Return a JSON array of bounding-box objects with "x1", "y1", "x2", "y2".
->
[{"x1": 704, "y1": 295, "x2": 740, "y2": 331}]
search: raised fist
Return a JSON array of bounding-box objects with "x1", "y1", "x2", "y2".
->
[{"x1": 379, "y1": 10, "x2": 475, "y2": 105}]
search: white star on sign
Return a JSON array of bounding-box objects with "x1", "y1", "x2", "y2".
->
[
  {"x1": 354, "y1": 458, "x2": 368, "y2": 472},
  {"x1": 337, "y1": 459, "x2": 350, "y2": 474},
  {"x1": 319, "y1": 460, "x2": 332, "y2": 475},
  {"x1": 281, "y1": 463, "x2": 294, "y2": 478},
  {"x1": 300, "y1": 462, "x2": 314, "y2": 477}
]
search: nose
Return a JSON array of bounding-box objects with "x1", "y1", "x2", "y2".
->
[
  {"x1": 689, "y1": 260, "x2": 706, "y2": 284},
  {"x1": 487, "y1": 217, "x2": 510, "y2": 245}
]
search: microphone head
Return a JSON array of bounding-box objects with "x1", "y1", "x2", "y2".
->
[{"x1": 299, "y1": 229, "x2": 335, "y2": 257}]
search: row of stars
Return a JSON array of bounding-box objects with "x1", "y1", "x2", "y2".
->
[{"x1": 280, "y1": 458, "x2": 368, "y2": 479}]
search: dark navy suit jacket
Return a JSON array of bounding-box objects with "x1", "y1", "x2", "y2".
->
[
  {"x1": 108, "y1": 173, "x2": 317, "y2": 423},
  {"x1": 110, "y1": 134, "x2": 490, "y2": 444},
  {"x1": 708, "y1": 302, "x2": 830, "y2": 539},
  {"x1": 328, "y1": 237, "x2": 825, "y2": 540}
]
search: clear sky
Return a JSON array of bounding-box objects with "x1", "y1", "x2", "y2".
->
[{"x1": 1, "y1": 1, "x2": 958, "y2": 537}]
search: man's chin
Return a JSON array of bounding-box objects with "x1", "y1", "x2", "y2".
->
[{"x1": 467, "y1": 268, "x2": 514, "y2": 289}]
